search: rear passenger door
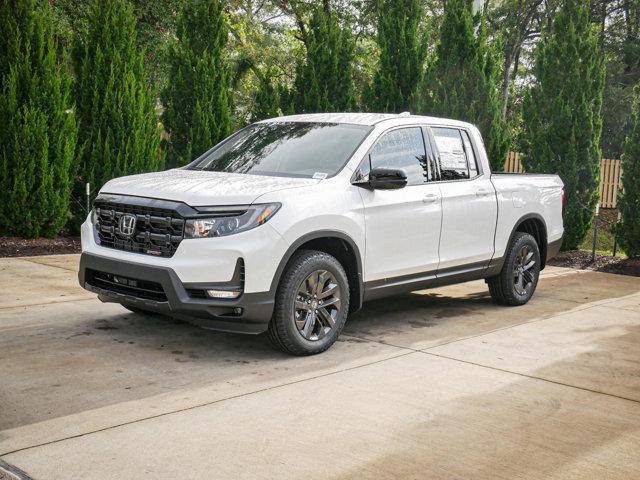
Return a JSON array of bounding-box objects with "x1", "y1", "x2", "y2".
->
[
  {"x1": 429, "y1": 127, "x2": 497, "y2": 272},
  {"x1": 356, "y1": 127, "x2": 442, "y2": 282}
]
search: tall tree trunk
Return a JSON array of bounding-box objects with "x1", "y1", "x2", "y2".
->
[
  {"x1": 500, "y1": 49, "x2": 514, "y2": 119},
  {"x1": 623, "y1": 0, "x2": 636, "y2": 73},
  {"x1": 599, "y1": 0, "x2": 606, "y2": 52},
  {"x1": 511, "y1": 45, "x2": 521, "y2": 82}
]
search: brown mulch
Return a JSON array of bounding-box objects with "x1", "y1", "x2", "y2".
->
[
  {"x1": 0, "y1": 236, "x2": 81, "y2": 257},
  {"x1": 548, "y1": 250, "x2": 640, "y2": 277}
]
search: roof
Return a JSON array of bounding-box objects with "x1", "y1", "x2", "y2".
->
[{"x1": 259, "y1": 112, "x2": 474, "y2": 128}]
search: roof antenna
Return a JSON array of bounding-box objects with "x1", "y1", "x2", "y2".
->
[{"x1": 399, "y1": 111, "x2": 411, "y2": 116}]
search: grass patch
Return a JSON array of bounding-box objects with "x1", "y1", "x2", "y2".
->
[{"x1": 578, "y1": 223, "x2": 625, "y2": 257}]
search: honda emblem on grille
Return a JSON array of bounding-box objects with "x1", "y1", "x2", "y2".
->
[{"x1": 118, "y1": 214, "x2": 137, "y2": 237}]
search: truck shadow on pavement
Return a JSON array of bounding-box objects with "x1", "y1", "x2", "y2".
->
[{"x1": 345, "y1": 271, "x2": 640, "y2": 348}]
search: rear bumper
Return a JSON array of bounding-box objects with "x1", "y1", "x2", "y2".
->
[
  {"x1": 546, "y1": 237, "x2": 563, "y2": 263},
  {"x1": 79, "y1": 252, "x2": 274, "y2": 334}
]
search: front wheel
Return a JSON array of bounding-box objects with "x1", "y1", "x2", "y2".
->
[
  {"x1": 487, "y1": 232, "x2": 540, "y2": 306},
  {"x1": 267, "y1": 250, "x2": 350, "y2": 355}
]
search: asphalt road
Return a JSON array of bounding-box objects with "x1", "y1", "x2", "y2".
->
[{"x1": 1, "y1": 254, "x2": 639, "y2": 479}]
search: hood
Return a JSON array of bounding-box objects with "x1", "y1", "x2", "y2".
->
[{"x1": 100, "y1": 169, "x2": 319, "y2": 206}]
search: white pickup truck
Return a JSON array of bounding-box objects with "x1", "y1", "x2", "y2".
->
[{"x1": 79, "y1": 113, "x2": 564, "y2": 355}]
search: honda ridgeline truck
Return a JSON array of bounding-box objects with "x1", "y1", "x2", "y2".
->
[{"x1": 79, "y1": 113, "x2": 564, "y2": 355}]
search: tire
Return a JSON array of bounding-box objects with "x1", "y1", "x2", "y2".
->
[
  {"x1": 121, "y1": 304, "x2": 160, "y2": 316},
  {"x1": 487, "y1": 232, "x2": 541, "y2": 306},
  {"x1": 267, "y1": 250, "x2": 350, "y2": 355}
]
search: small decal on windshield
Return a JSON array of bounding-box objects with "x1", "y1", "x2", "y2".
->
[{"x1": 312, "y1": 172, "x2": 328, "y2": 180}]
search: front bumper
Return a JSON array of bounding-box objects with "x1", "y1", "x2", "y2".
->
[
  {"x1": 81, "y1": 213, "x2": 287, "y2": 293},
  {"x1": 79, "y1": 252, "x2": 274, "y2": 334}
]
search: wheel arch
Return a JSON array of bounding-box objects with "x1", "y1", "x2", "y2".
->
[
  {"x1": 511, "y1": 213, "x2": 548, "y2": 269},
  {"x1": 270, "y1": 231, "x2": 364, "y2": 314}
]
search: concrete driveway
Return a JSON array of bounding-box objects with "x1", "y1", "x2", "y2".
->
[{"x1": 1, "y1": 254, "x2": 639, "y2": 479}]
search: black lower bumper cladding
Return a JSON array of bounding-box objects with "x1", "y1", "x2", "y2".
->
[{"x1": 78, "y1": 252, "x2": 274, "y2": 334}]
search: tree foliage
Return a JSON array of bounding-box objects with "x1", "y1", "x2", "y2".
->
[
  {"x1": 251, "y1": 72, "x2": 280, "y2": 122},
  {"x1": 2, "y1": 0, "x2": 638, "y2": 249},
  {"x1": 591, "y1": 0, "x2": 640, "y2": 159},
  {"x1": 0, "y1": 0, "x2": 78, "y2": 238},
  {"x1": 415, "y1": 0, "x2": 510, "y2": 171},
  {"x1": 292, "y1": 7, "x2": 356, "y2": 113},
  {"x1": 73, "y1": 0, "x2": 162, "y2": 217},
  {"x1": 161, "y1": 0, "x2": 232, "y2": 167},
  {"x1": 366, "y1": 0, "x2": 427, "y2": 113},
  {"x1": 617, "y1": 85, "x2": 640, "y2": 258},
  {"x1": 521, "y1": 0, "x2": 604, "y2": 250},
  {"x1": 49, "y1": 0, "x2": 181, "y2": 95}
]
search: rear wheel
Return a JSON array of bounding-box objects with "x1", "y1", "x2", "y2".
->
[
  {"x1": 267, "y1": 250, "x2": 349, "y2": 355},
  {"x1": 487, "y1": 232, "x2": 540, "y2": 306}
]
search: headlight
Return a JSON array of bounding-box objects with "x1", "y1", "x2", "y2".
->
[{"x1": 184, "y1": 203, "x2": 281, "y2": 239}]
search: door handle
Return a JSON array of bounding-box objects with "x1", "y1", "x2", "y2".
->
[
  {"x1": 475, "y1": 189, "x2": 491, "y2": 197},
  {"x1": 423, "y1": 194, "x2": 439, "y2": 204}
]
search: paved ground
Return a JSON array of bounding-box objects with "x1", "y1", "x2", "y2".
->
[{"x1": 1, "y1": 255, "x2": 639, "y2": 480}]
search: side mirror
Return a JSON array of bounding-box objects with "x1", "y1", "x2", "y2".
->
[{"x1": 369, "y1": 167, "x2": 408, "y2": 190}]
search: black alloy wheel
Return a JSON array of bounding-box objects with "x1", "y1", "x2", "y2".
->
[
  {"x1": 487, "y1": 232, "x2": 540, "y2": 306},
  {"x1": 513, "y1": 244, "x2": 537, "y2": 297},
  {"x1": 294, "y1": 269, "x2": 342, "y2": 341},
  {"x1": 267, "y1": 250, "x2": 350, "y2": 355}
]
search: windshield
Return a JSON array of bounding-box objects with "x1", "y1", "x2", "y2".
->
[{"x1": 187, "y1": 122, "x2": 372, "y2": 178}]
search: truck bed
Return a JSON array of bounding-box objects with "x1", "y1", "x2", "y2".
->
[{"x1": 490, "y1": 173, "x2": 564, "y2": 261}]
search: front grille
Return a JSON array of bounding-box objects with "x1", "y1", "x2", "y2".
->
[
  {"x1": 87, "y1": 269, "x2": 167, "y2": 302},
  {"x1": 94, "y1": 198, "x2": 185, "y2": 257}
]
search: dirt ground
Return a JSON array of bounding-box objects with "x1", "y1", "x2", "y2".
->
[
  {"x1": 0, "y1": 236, "x2": 80, "y2": 258},
  {"x1": 548, "y1": 249, "x2": 640, "y2": 277}
]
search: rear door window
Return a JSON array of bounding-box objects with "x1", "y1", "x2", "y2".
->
[
  {"x1": 431, "y1": 127, "x2": 477, "y2": 180},
  {"x1": 461, "y1": 130, "x2": 479, "y2": 177}
]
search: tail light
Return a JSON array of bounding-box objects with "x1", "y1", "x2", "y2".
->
[{"x1": 561, "y1": 188, "x2": 565, "y2": 212}]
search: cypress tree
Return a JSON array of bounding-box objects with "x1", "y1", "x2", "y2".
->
[
  {"x1": 250, "y1": 73, "x2": 280, "y2": 123},
  {"x1": 0, "y1": 0, "x2": 78, "y2": 238},
  {"x1": 161, "y1": 0, "x2": 232, "y2": 168},
  {"x1": 293, "y1": 8, "x2": 356, "y2": 113},
  {"x1": 521, "y1": 0, "x2": 604, "y2": 250},
  {"x1": 617, "y1": 85, "x2": 640, "y2": 258},
  {"x1": 278, "y1": 84, "x2": 296, "y2": 116},
  {"x1": 415, "y1": 0, "x2": 509, "y2": 171},
  {"x1": 73, "y1": 0, "x2": 162, "y2": 219},
  {"x1": 367, "y1": 0, "x2": 427, "y2": 113}
]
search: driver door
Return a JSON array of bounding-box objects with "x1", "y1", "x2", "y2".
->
[{"x1": 356, "y1": 127, "x2": 442, "y2": 282}]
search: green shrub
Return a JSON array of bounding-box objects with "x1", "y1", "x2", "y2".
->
[
  {"x1": 520, "y1": 0, "x2": 604, "y2": 250},
  {"x1": 0, "y1": 0, "x2": 78, "y2": 238},
  {"x1": 618, "y1": 86, "x2": 640, "y2": 258},
  {"x1": 73, "y1": 0, "x2": 162, "y2": 222},
  {"x1": 293, "y1": 8, "x2": 356, "y2": 113},
  {"x1": 366, "y1": 0, "x2": 427, "y2": 113},
  {"x1": 415, "y1": 0, "x2": 510, "y2": 171},
  {"x1": 251, "y1": 73, "x2": 280, "y2": 123},
  {"x1": 161, "y1": 0, "x2": 232, "y2": 168}
]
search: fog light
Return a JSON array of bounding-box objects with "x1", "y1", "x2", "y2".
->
[{"x1": 205, "y1": 289, "x2": 241, "y2": 299}]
